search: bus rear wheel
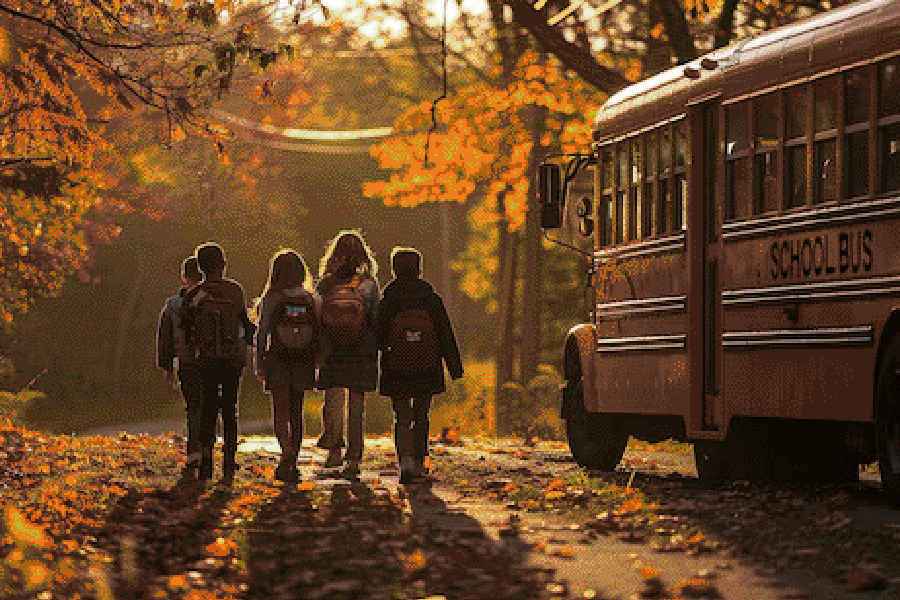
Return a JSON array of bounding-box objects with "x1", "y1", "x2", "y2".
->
[
  {"x1": 564, "y1": 380, "x2": 627, "y2": 471},
  {"x1": 876, "y1": 337, "x2": 900, "y2": 502}
]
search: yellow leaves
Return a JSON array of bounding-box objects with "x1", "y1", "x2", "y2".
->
[
  {"x1": 296, "y1": 481, "x2": 316, "y2": 491},
  {"x1": 4, "y1": 504, "x2": 51, "y2": 548}
]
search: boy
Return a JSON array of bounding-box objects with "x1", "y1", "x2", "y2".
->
[
  {"x1": 376, "y1": 246, "x2": 463, "y2": 484},
  {"x1": 180, "y1": 242, "x2": 255, "y2": 483},
  {"x1": 156, "y1": 256, "x2": 203, "y2": 481}
]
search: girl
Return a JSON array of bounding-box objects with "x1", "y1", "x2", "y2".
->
[
  {"x1": 316, "y1": 229, "x2": 381, "y2": 477},
  {"x1": 254, "y1": 249, "x2": 321, "y2": 482}
]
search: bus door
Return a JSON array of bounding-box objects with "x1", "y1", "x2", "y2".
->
[{"x1": 688, "y1": 97, "x2": 724, "y2": 437}]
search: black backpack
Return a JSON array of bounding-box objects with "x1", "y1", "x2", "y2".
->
[
  {"x1": 270, "y1": 291, "x2": 317, "y2": 359},
  {"x1": 386, "y1": 304, "x2": 439, "y2": 373},
  {"x1": 188, "y1": 290, "x2": 246, "y2": 362}
]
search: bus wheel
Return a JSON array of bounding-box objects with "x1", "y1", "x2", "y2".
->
[
  {"x1": 876, "y1": 337, "x2": 900, "y2": 502},
  {"x1": 564, "y1": 382, "x2": 627, "y2": 471}
]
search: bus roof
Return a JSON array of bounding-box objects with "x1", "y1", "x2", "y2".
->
[{"x1": 593, "y1": 0, "x2": 898, "y2": 143}]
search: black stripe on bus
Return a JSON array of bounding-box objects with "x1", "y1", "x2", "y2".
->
[
  {"x1": 723, "y1": 275, "x2": 900, "y2": 306},
  {"x1": 596, "y1": 295, "x2": 686, "y2": 318},
  {"x1": 722, "y1": 195, "x2": 900, "y2": 242},
  {"x1": 722, "y1": 325, "x2": 873, "y2": 350},
  {"x1": 596, "y1": 334, "x2": 686, "y2": 353}
]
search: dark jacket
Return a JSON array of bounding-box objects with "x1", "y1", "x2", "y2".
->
[
  {"x1": 376, "y1": 276, "x2": 463, "y2": 398},
  {"x1": 180, "y1": 276, "x2": 255, "y2": 368},
  {"x1": 156, "y1": 287, "x2": 188, "y2": 371}
]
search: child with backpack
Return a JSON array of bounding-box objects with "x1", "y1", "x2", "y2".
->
[
  {"x1": 156, "y1": 256, "x2": 204, "y2": 481},
  {"x1": 180, "y1": 242, "x2": 256, "y2": 483},
  {"x1": 377, "y1": 246, "x2": 463, "y2": 484},
  {"x1": 253, "y1": 249, "x2": 321, "y2": 482},
  {"x1": 316, "y1": 229, "x2": 381, "y2": 478}
]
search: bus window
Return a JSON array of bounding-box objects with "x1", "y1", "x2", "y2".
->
[
  {"x1": 601, "y1": 147, "x2": 614, "y2": 193},
  {"x1": 660, "y1": 126, "x2": 672, "y2": 172},
  {"x1": 879, "y1": 57, "x2": 900, "y2": 193},
  {"x1": 815, "y1": 76, "x2": 839, "y2": 133},
  {"x1": 754, "y1": 92, "x2": 781, "y2": 214},
  {"x1": 642, "y1": 182, "x2": 653, "y2": 239},
  {"x1": 643, "y1": 131, "x2": 657, "y2": 239},
  {"x1": 754, "y1": 152, "x2": 780, "y2": 214},
  {"x1": 618, "y1": 144, "x2": 629, "y2": 188},
  {"x1": 616, "y1": 190, "x2": 626, "y2": 244},
  {"x1": 755, "y1": 93, "x2": 780, "y2": 146},
  {"x1": 630, "y1": 139, "x2": 642, "y2": 241},
  {"x1": 784, "y1": 86, "x2": 808, "y2": 210},
  {"x1": 814, "y1": 140, "x2": 837, "y2": 204},
  {"x1": 646, "y1": 130, "x2": 658, "y2": 174},
  {"x1": 657, "y1": 178, "x2": 669, "y2": 236},
  {"x1": 845, "y1": 67, "x2": 871, "y2": 126},
  {"x1": 603, "y1": 195, "x2": 614, "y2": 247},
  {"x1": 600, "y1": 147, "x2": 614, "y2": 248},
  {"x1": 814, "y1": 76, "x2": 839, "y2": 205},
  {"x1": 725, "y1": 102, "x2": 750, "y2": 220},
  {"x1": 845, "y1": 67, "x2": 871, "y2": 200},
  {"x1": 675, "y1": 121, "x2": 687, "y2": 168},
  {"x1": 675, "y1": 174, "x2": 687, "y2": 231}
]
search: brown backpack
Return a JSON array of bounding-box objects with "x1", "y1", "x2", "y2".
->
[{"x1": 319, "y1": 275, "x2": 368, "y2": 349}]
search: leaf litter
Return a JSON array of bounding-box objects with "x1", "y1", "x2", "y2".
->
[{"x1": 1, "y1": 422, "x2": 575, "y2": 599}]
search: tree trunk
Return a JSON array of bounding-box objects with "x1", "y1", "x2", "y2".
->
[
  {"x1": 496, "y1": 189, "x2": 516, "y2": 390},
  {"x1": 521, "y1": 102, "x2": 548, "y2": 385}
]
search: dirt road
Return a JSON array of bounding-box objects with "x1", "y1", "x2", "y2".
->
[{"x1": 239, "y1": 435, "x2": 900, "y2": 599}]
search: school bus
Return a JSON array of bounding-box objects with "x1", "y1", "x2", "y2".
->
[{"x1": 539, "y1": 0, "x2": 900, "y2": 497}]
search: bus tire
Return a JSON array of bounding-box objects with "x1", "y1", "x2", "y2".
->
[
  {"x1": 564, "y1": 382, "x2": 627, "y2": 471},
  {"x1": 875, "y1": 337, "x2": 900, "y2": 502}
]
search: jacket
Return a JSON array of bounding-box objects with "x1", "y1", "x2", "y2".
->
[{"x1": 376, "y1": 276, "x2": 463, "y2": 398}]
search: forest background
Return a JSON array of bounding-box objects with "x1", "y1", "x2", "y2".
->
[{"x1": 0, "y1": 0, "x2": 847, "y2": 438}]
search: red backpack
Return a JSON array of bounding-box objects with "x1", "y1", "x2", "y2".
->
[
  {"x1": 319, "y1": 275, "x2": 368, "y2": 349},
  {"x1": 270, "y1": 291, "x2": 318, "y2": 359},
  {"x1": 387, "y1": 305, "x2": 439, "y2": 373}
]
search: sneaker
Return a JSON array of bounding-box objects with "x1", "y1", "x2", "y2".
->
[
  {"x1": 324, "y1": 448, "x2": 343, "y2": 469},
  {"x1": 275, "y1": 460, "x2": 296, "y2": 482},
  {"x1": 342, "y1": 460, "x2": 360, "y2": 479}
]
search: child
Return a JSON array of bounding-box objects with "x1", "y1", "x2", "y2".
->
[
  {"x1": 180, "y1": 242, "x2": 255, "y2": 483},
  {"x1": 377, "y1": 246, "x2": 463, "y2": 484},
  {"x1": 156, "y1": 256, "x2": 204, "y2": 481},
  {"x1": 316, "y1": 229, "x2": 381, "y2": 478},
  {"x1": 254, "y1": 249, "x2": 321, "y2": 482}
]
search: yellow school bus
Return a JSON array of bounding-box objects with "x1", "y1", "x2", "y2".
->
[{"x1": 539, "y1": 0, "x2": 900, "y2": 496}]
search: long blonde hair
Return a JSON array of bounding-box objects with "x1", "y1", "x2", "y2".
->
[
  {"x1": 318, "y1": 229, "x2": 378, "y2": 284},
  {"x1": 251, "y1": 248, "x2": 313, "y2": 321}
]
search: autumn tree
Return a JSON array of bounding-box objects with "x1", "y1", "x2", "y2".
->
[{"x1": 0, "y1": 0, "x2": 330, "y2": 324}]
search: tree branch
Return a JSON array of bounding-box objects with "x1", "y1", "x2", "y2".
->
[
  {"x1": 713, "y1": 0, "x2": 741, "y2": 49},
  {"x1": 502, "y1": 0, "x2": 630, "y2": 95},
  {"x1": 657, "y1": 0, "x2": 697, "y2": 63}
]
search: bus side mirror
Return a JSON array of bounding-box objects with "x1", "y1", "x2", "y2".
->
[{"x1": 538, "y1": 162, "x2": 563, "y2": 230}]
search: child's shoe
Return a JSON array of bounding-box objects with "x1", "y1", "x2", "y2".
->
[
  {"x1": 342, "y1": 459, "x2": 360, "y2": 479},
  {"x1": 324, "y1": 448, "x2": 343, "y2": 468},
  {"x1": 399, "y1": 457, "x2": 416, "y2": 484},
  {"x1": 275, "y1": 455, "x2": 297, "y2": 483}
]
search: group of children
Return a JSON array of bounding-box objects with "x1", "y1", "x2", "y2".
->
[{"x1": 156, "y1": 229, "x2": 463, "y2": 485}]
